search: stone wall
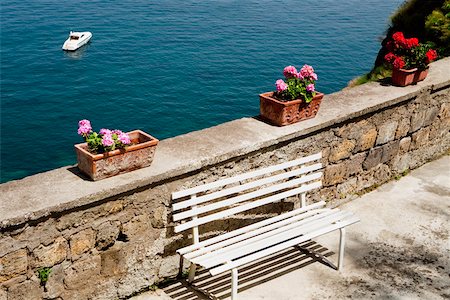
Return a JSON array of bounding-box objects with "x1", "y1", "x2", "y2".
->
[{"x1": 1, "y1": 58, "x2": 449, "y2": 300}]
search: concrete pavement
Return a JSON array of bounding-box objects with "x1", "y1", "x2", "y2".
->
[{"x1": 133, "y1": 155, "x2": 450, "y2": 300}]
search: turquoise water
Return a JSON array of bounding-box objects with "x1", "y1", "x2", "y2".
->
[{"x1": 1, "y1": 0, "x2": 402, "y2": 183}]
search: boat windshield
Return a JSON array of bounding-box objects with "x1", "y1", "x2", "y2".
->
[{"x1": 70, "y1": 36, "x2": 79, "y2": 40}]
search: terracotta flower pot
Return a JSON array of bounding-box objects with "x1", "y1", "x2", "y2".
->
[
  {"x1": 413, "y1": 67, "x2": 429, "y2": 83},
  {"x1": 391, "y1": 68, "x2": 417, "y2": 87},
  {"x1": 74, "y1": 130, "x2": 159, "y2": 181},
  {"x1": 259, "y1": 92, "x2": 324, "y2": 126}
]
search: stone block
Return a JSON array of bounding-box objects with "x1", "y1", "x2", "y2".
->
[
  {"x1": 100, "y1": 243, "x2": 126, "y2": 277},
  {"x1": 44, "y1": 263, "x2": 65, "y2": 299},
  {"x1": 0, "y1": 249, "x2": 27, "y2": 283},
  {"x1": 391, "y1": 154, "x2": 410, "y2": 173},
  {"x1": 158, "y1": 255, "x2": 179, "y2": 279},
  {"x1": 411, "y1": 127, "x2": 430, "y2": 149},
  {"x1": 336, "y1": 177, "x2": 357, "y2": 198},
  {"x1": 329, "y1": 139, "x2": 355, "y2": 162},
  {"x1": 423, "y1": 107, "x2": 439, "y2": 127},
  {"x1": 0, "y1": 289, "x2": 6, "y2": 300},
  {"x1": 70, "y1": 228, "x2": 95, "y2": 259},
  {"x1": 357, "y1": 127, "x2": 377, "y2": 152},
  {"x1": 0, "y1": 275, "x2": 27, "y2": 289},
  {"x1": 363, "y1": 147, "x2": 383, "y2": 170},
  {"x1": 122, "y1": 215, "x2": 151, "y2": 240},
  {"x1": 381, "y1": 141, "x2": 400, "y2": 164},
  {"x1": 151, "y1": 206, "x2": 167, "y2": 229},
  {"x1": 64, "y1": 255, "x2": 101, "y2": 290},
  {"x1": 376, "y1": 121, "x2": 398, "y2": 145},
  {"x1": 96, "y1": 221, "x2": 121, "y2": 250},
  {"x1": 33, "y1": 237, "x2": 68, "y2": 268},
  {"x1": 399, "y1": 137, "x2": 411, "y2": 154},
  {"x1": 395, "y1": 117, "x2": 410, "y2": 139},
  {"x1": 6, "y1": 279, "x2": 41, "y2": 300},
  {"x1": 323, "y1": 153, "x2": 365, "y2": 186},
  {"x1": 439, "y1": 102, "x2": 450, "y2": 119},
  {"x1": 410, "y1": 110, "x2": 426, "y2": 132}
]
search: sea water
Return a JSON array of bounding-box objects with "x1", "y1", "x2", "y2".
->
[{"x1": 0, "y1": 0, "x2": 403, "y2": 183}]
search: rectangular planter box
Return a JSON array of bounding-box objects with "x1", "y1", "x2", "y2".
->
[
  {"x1": 392, "y1": 67, "x2": 430, "y2": 87},
  {"x1": 74, "y1": 130, "x2": 159, "y2": 181},
  {"x1": 259, "y1": 92, "x2": 324, "y2": 126}
]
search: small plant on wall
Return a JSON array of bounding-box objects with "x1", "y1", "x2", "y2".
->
[{"x1": 37, "y1": 267, "x2": 52, "y2": 290}]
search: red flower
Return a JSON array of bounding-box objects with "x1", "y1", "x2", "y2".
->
[
  {"x1": 386, "y1": 41, "x2": 395, "y2": 51},
  {"x1": 392, "y1": 32, "x2": 405, "y2": 43},
  {"x1": 392, "y1": 56, "x2": 405, "y2": 69},
  {"x1": 384, "y1": 52, "x2": 396, "y2": 63},
  {"x1": 426, "y1": 49, "x2": 438, "y2": 63},
  {"x1": 405, "y1": 38, "x2": 419, "y2": 49}
]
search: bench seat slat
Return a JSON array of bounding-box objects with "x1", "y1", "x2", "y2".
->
[
  {"x1": 172, "y1": 163, "x2": 322, "y2": 211},
  {"x1": 184, "y1": 207, "x2": 333, "y2": 260},
  {"x1": 194, "y1": 210, "x2": 354, "y2": 268},
  {"x1": 209, "y1": 216, "x2": 360, "y2": 276},
  {"x1": 172, "y1": 152, "x2": 322, "y2": 200},
  {"x1": 173, "y1": 171, "x2": 322, "y2": 221},
  {"x1": 177, "y1": 201, "x2": 326, "y2": 256},
  {"x1": 174, "y1": 181, "x2": 322, "y2": 233}
]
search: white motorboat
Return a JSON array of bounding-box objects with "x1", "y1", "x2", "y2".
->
[{"x1": 62, "y1": 31, "x2": 92, "y2": 51}]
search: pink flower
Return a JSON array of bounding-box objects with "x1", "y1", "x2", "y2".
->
[
  {"x1": 306, "y1": 84, "x2": 315, "y2": 92},
  {"x1": 310, "y1": 72, "x2": 318, "y2": 80},
  {"x1": 77, "y1": 119, "x2": 92, "y2": 136},
  {"x1": 275, "y1": 79, "x2": 288, "y2": 91},
  {"x1": 300, "y1": 64, "x2": 314, "y2": 78},
  {"x1": 101, "y1": 134, "x2": 114, "y2": 147},
  {"x1": 112, "y1": 129, "x2": 123, "y2": 135},
  {"x1": 99, "y1": 128, "x2": 111, "y2": 136},
  {"x1": 283, "y1": 66, "x2": 298, "y2": 78},
  {"x1": 118, "y1": 132, "x2": 131, "y2": 145}
]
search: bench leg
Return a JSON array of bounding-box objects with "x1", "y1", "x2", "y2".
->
[
  {"x1": 231, "y1": 268, "x2": 238, "y2": 300},
  {"x1": 188, "y1": 263, "x2": 197, "y2": 283},
  {"x1": 338, "y1": 228, "x2": 346, "y2": 271}
]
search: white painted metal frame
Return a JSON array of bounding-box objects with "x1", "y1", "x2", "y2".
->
[{"x1": 171, "y1": 152, "x2": 359, "y2": 299}]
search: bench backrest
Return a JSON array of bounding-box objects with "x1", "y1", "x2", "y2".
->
[{"x1": 171, "y1": 152, "x2": 323, "y2": 240}]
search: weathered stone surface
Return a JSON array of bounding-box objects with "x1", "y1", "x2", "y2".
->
[
  {"x1": 151, "y1": 207, "x2": 167, "y2": 229},
  {"x1": 0, "y1": 275, "x2": 27, "y2": 289},
  {"x1": 324, "y1": 153, "x2": 365, "y2": 186},
  {"x1": 0, "y1": 288, "x2": 6, "y2": 300},
  {"x1": 33, "y1": 237, "x2": 67, "y2": 268},
  {"x1": 376, "y1": 121, "x2": 398, "y2": 145},
  {"x1": 439, "y1": 102, "x2": 450, "y2": 118},
  {"x1": 363, "y1": 147, "x2": 383, "y2": 170},
  {"x1": 391, "y1": 154, "x2": 410, "y2": 173},
  {"x1": 410, "y1": 110, "x2": 426, "y2": 133},
  {"x1": 357, "y1": 127, "x2": 377, "y2": 152},
  {"x1": 122, "y1": 215, "x2": 151, "y2": 240},
  {"x1": 64, "y1": 255, "x2": 101, "y2": 289},
  {"x1": 0, "y1": 249, "x2": 27, "y2": 283},
  {"x1": 336, "y1": 177, "x2": 357, "y2": 198},
  {"x1": 44, "y1": 263, "x2": 65, "y2": 299},
  {"x1": 329, "y1": 139, "x2": 355, "y2": 162},
  {"x1": 7, "y1": 279, "x2": 41, "y2": 300},
  {"x1": 399, "y1": 137, "x2": 411, "y2": 154},
  {"x1": 381, "y1": 141, "x2": 400, "y2": 164},
  {"x1": 100, "y1": 243, "x2": 126, "y2": 277},
  {"x1": 70, "y1": 228, "x2": 95, "y2": 258},
  {"x1": 423, "y1": 107, "x2": 439, "y2": 127},
  {"x1": 411, "y1": 127, "x2": 430, "y2": 149},
  {"x1": 158, "y1": 255, "x2": 179, "y2": 279},
  {"x1": 395, "y1": 117, "x2": 410, "y2": 139},
  {"x1": 96, "y1": 221, "x2": 121, "y2": 250}
]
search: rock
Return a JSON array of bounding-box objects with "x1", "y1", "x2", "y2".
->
[
  {"x1": 410, "y1": 110, "x2": 426, "y2": 133},
  {"x1": 0, "y1": 249, "x2": 27, "y2": 283},
  {"x1": 329, "y1": 140, "x2": 355, "y2": 162},
  {"x1": 324, "y1": 153, "x2": 365, "y2": 186},
  {"x1": 399, "y1": 137, "x2": 411, "y2": 154},
  {"x1": 423, "y1": 107, "x2": 439, "y2": 127},
  {"x1": 44, "y1": 263, "x2": 65, "y2": 299},
  {"x1": 391, "y1": 154, "x2": 410, "y2": 173},
  {"x1": 6, "y1": 279, "x2": 41, "y2": 300},
  {"x1": 95, "y1": 221, "x2": 121, "y2": 250},
  {"x1": 122, "y1": 215, "x2": 151, "y2": 240},
  {"x1": 395, "y1": 117, "x2": 410, "y2": 139},
  {"x1": 64, "y1": 255, "x2": 101, "y2": 290},
  {"x1": 151, "y1": 207, "x2": 167, "y2": 229},
  {"x1": 357, "y1": 128, "x2": 377, "y2": 152},
  {"x1": 158, "y1": 255, "x2": 179, "y2": 279},
  {"x1": 336, "y1": 178, "x2": 357, "y2": 198},
  {"x1": 381, "y1": 141, "x2": 400, "y2": 164},
  {"x1": 70, "y1": 228, "x2": 95, "y2": 259},
  {"x1": 411, "y1": 127, "x2": 430, "y2": 149},
  {"x1": 33, "y1": 237, "x2": 68, "y2": 268},
  {"x1": 376, "y1": 121, "x2": 398, "y2": 145},
  {"x1": 100, "y1": 243, "x2": 126, "y2": 277},
  {"x1": 363, "y1": 147, "x2": 383, "y2": 170},
  {"x1": 0, "y1": 289, "x2": 6, "y2": 300}
]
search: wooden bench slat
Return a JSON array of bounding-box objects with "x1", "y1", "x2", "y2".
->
[
  {"x1": 173, "y1": 171, "x2": 322, "y2": 221},
  {"x1": 195, "y1": 210, "x2": 354, "y2": 268},
  {"x1": 209, "y1": 216, "x2": 360, "y2": 276},
  {"x1": 184, "y1": 207, "x2": 334, "y2": 260},
  {"x1": 174, "y1": 181, "x2": 322, "y2": 233},
  {"x1": 172, "y1": 162, "x2": 322, "y2": 211},
  {"x1": 171, "y1": 152, "x2": 322, "y2": 200},
  {"x1": 177, "y1": 201, "x2": 326, "y2": 256}
]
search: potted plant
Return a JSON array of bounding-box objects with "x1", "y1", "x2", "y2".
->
[
  {"x1": 384, "y1": 32, "x2": 438, "y2": 86},
  {"x1": 259, "y1": 64, "x2": 324, "y2": 126},
  {"x1": 74, "y1": 120, "x2": 159, "y2": 180}
]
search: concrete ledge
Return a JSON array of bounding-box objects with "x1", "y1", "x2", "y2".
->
[{"x1": 1, "y1": 57, "x2": 450, "y2": 229}]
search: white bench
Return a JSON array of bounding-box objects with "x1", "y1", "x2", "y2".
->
[{"x1": 171, "y1": 152, "x2": 359, "y2": 299}]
